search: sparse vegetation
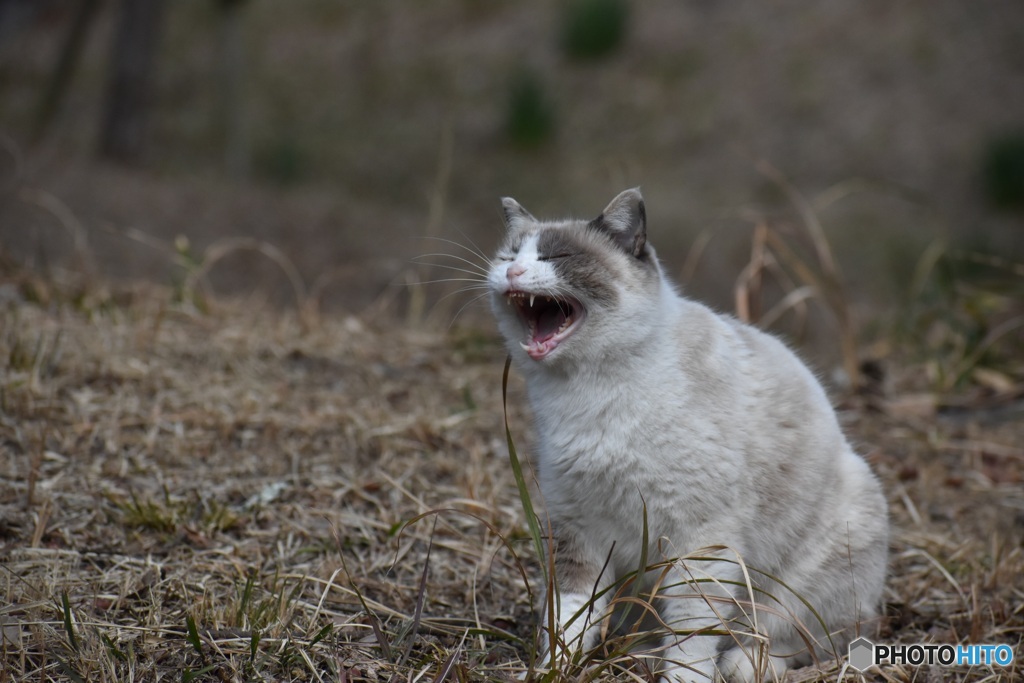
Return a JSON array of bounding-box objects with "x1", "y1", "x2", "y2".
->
[
  {"x1": 900, "y1": 245, "x2": 1024, "y2": 393},
  {"x1": 1, "y1": 225, "x2": 1022, "y2": 680}
]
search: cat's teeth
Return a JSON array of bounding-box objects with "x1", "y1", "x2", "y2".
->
[
  {"x1": 519, "y1": 341, "x2": 531, "y2": 352},
  {"x1": 529, "y1": 294, "x2": 535, "y2": 307}
]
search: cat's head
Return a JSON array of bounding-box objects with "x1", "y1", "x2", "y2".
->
[{"x1": 488, "y1": 188, "x2": 665, "y2": 367}]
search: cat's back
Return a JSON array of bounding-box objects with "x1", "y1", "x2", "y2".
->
[{"x1": 668, "y1": 295, "x2": 842, "y2": 439}]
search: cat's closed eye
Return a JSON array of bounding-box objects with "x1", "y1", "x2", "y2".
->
[{"x1": 538, "y1": 253, "x2": 574, "y2": 261}]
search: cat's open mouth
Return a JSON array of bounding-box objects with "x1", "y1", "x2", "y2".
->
[{"x1": 506, "y1": 291, "x2": 584, "y2": 360}]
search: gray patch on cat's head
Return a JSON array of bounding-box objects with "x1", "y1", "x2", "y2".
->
[
  {"x1": 495, "y1": 189, "x2": 661, "y2": 310},
  {"x1": 535, "y1": 226, "x2": 619, "y2": 308}
]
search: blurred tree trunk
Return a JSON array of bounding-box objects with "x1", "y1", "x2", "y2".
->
[
  {"x1": 32, "y1": 0, "x2": 101, "y2": 142},
  {"x1": 217, "y1": 0, "x2": 250, "y2": 179},
  {"x1": 98, "y1": 0, "x2": 166, "y2": 164}
]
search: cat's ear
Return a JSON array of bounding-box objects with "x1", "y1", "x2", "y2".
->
[
  {"x1": 500, "y1": 197, "x2": 537, "y2": 231},
  {"x1": 589, "y1": 187, "x2": 646, "y2": 257}
]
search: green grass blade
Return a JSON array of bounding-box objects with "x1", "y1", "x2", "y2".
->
[
  {"x1": 182, "y1": 665, "x2": 216, "y2": 682},
  {"x1": 236, "y1": 571, "x2": 256, "y2": 628},
  {"x1": 100, "y1": 633, "x2": 127, "y2": 662},
  {"x1": 613, "y1": 494, "x2": 650, "y2": 634},
  {"x1": 55, "y1": 656, "x2": 87, "y2": 683},
  {"x1": 503, "y1": 355, "x2": 555, "y2": 674},
  {"x1": 60, "y1": 591, "x2": 79, "y2": 653},
  {"x1": 308, "y1": 623, "x2": 332, "y2": 648},
  {"x1": 249, "y1": 627, "x2": 261, "y2": 662},
  {"x1": 185, "y1": 613, "x2": 205, "y2": 660},
  {"x1": 502, "y1": 355, "x2": 547, "y2": 581}
]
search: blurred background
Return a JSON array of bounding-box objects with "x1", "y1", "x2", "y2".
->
[{"x1": 1, "y1": 0, "x2": 1022, "y2": 375}]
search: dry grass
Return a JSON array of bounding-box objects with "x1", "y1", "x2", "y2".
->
[{"x1": 1, "y1": 254, "x2": 1022, "y2": 682}]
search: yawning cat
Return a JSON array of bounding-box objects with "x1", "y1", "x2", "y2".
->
[{"x1": 488, "y1": 188, "x2": 888, "y2": 682}]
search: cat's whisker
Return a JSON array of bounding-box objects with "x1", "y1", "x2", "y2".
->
[
  {"x1": 417, "y1": 236, "x2": 491, "y2": 269},
  {"x1": 423, "y1": 282, "x2": 487, "y2": 309},
  {"x1": 434, "y1": 233, "x2": 491, "y2": 264},
  {"x1": 451, "y1": 227, "x2": 493, "y2": 266},
  {"x1": 407, "y1": 277, "x2": 487, "y2": 287},
  {"x1": 411, "y1": 235, "x2": 496, "y2": 327},
  {"x1": 448, "y1": 291, "x2": 491, "y2": 328},
  {"x1": 412, "y1": 258, "x2": 490, "y2": 279},
  {"x1": 416, "y1": 263, "x2": 488, "y2": 279},
  {"x1": 550, "y1": 284, "x2": 575, "y2": 318},
  {"x1": 413, "y1": 252, "x2": 491, "y2": 277},
  {"x1": 433, "y1": 285, "x2": 491, "y2": 308}
]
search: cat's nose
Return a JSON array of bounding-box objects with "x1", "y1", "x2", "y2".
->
[{"x1": 506, "y1": 263, "x2": 526, "y2": 281}]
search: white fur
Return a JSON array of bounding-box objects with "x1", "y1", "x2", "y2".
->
[{"x1": 489, "y1": 195, "x2": 888, "y2": 683}]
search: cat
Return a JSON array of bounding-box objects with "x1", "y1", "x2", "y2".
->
[{"x1": 487, "y1": 188, "x2": 889, "y2": 682}]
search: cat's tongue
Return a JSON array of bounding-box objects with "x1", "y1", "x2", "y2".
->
[
  {"x1": 523, "y1": 305, "x2": 569, "y2": 360},
  {"x1": 535, "y1": 305, "x2": 568, "y2": 341}
]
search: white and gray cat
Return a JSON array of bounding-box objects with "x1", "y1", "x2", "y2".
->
[{"x1": 487, "y1": 188, "x2": 888, "y2": 682}]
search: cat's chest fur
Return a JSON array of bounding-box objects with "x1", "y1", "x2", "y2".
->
[{"x1": 522, "y1": 296, "x2": 796, "y2": 569}]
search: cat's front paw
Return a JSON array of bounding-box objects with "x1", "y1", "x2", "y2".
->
[
  {"x1": 715, "y1": 647, "x2": 758, "y2": 683},
  {"x1": 715, "y1": 646, "x2": 788, "y2": 683},
  {"x1": 658, "y1": 639, "x2": 720, "y2": 683},
  {"x1": 656, "y1": 668, "x2": 715, "y2": 683}
]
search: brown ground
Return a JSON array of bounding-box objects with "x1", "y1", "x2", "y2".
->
[{"x1": 1, "y1": 260, "x2": 1021, "y2": 682}]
